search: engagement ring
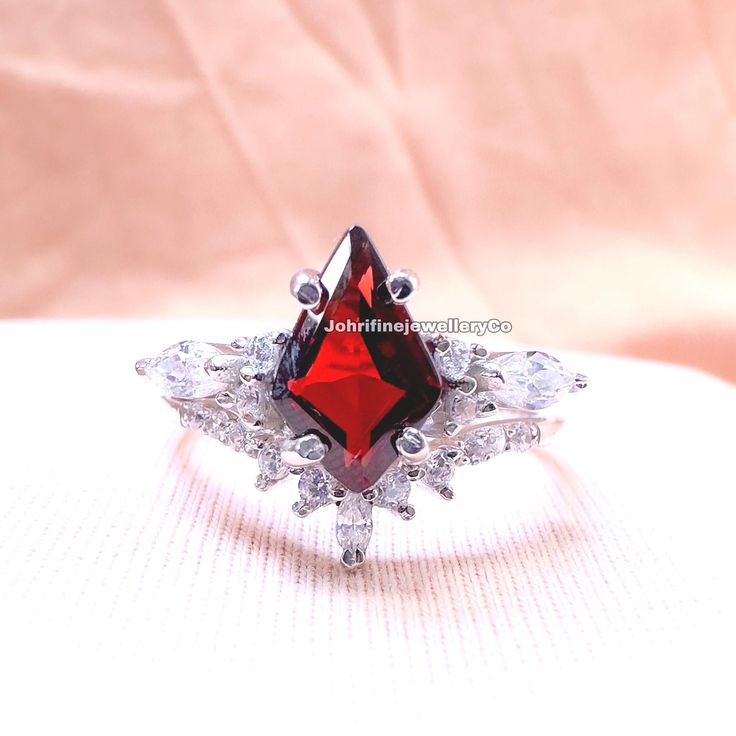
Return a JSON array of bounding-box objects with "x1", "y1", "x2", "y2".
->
[{"x1": 135, "y1": 226, "x2": 589, "y2": 568}]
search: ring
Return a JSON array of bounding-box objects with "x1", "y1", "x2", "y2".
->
[{"x1": 135, "y1": 225, "x2": 589, "y2": 568}]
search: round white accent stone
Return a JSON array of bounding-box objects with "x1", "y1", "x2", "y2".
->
[
  {"x1": 298, "y1": 467, "x2": 333, "y2": 510},
  {"x1": 424, "y1": 449, "x2": 455, "y2": 489},
  {"x1": 505, "y1": 422, "x2": 537, "y2": 452},
  {"x1": 435, "y1": 339, "x2": 472, "y2": 382},
  {"x1": 462, "y1": 426, "x2": 506, "y2": 464},
  {"x1": 233, "y1": 383, "x2": 263, "y2": 423},
  {"x1": 377, "y1": 469, "x2": 411, "y2": 508},
  {"x1": 257, "y1": 441, "x2": 289, "y2": 480},
  {"x1": 239, "y1": 332, "x2": 282, "y2": 375}
]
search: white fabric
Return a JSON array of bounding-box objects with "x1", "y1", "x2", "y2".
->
[{"x1": 1, "y1": 320, "x2": 734, "y2": 735}]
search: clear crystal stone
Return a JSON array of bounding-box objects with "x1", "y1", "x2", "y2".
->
[
  {"x1": 423, "y1": 449, "x2": 455, "y2": 489},
  {"x1": 223, "y1": 422, "x2": 248, "y2": 452},
  {"x1": 146, "y1": 341, "x2": 232, "y2": 399},
  {"x1": 203, "y1": 409, "x2": 231, "y2": 440},
  {"x1": 445, "y1": 390, "x2": 477, "y2": 424},
  {"x1": 505, "y1": 422, "x2": 537, "y2": 452},
  {"x1": 298, "y1": 467, "x2": 333, "y2": 511},
  {"x1": 336, "y1": 493, "x2": 373, "y2": 551},
  {"x1": 233, "y1": 383, "x2": 263, "y2": 424},
  {"x1": 435, "y1": 339, "x2": 472, "y2": 382},
  {"x1": 376, "y1": 469, "x2": 411, "y2": 508},
  {"x1": 475, "y1": 391, "x2": 497, "y2": 414},
  {"x1": 462, "y1": 426, "x2": 506, "y2": 464},
  {"x1": 491, "y1": 351, "x2": 575, "y2": 410},
  {"x1": 257, "y1": 441, "x2": 289, "y2": 480},
  {"x1": 179, "y1": 403, "x2": 209, "y2": 429},
  {"x1": 239, "y1": 332, "x2": 281, "y2": 375}
]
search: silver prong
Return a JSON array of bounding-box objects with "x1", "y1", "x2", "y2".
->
[
  {"x1": 340, "y1": 548, "x2": 366, "y2": 569},
  {"x1": 231, "y1": 336, "x2": 248, "y2": 351},
  {"x1": 281, "y1": 433, "x2": 328, "y2": 467},
  {"x1": 443, "y1": 422, "x2": 460, "y2": 437},
  {"x1": 405, "y1": 466, "x2": 425, "y2": 482},
  {"x1": 362, "y1": 488, "x2": 377, "y2": 501},
  {"x1": 457, "y1": 376, "x2": 477, "y2": 395},
  {"x1": 384, "y1": 269, "x2": 419, "y2": 304},
  {"x1": 472, "y1": 344, "x2": 488, "y2": 358},
  {"x1": 291, "y1": 501, "x2": 310, "y2": 518},
  {"x1": 134, "y1": 359, "x2": 149, "y2": 376},
  {"x1": 204, "y1": 354, "x2": 237, "y2": 378},
  {"x1": 290, "y1": 269, "x2": 325, "y2": 311},
  {"x1": 273, "y1": 330, "x2": 291, "y2": 345},
  {"x1": 439, "y1": 486, "x2": 454, "y2": 501},
  {"x1": 433, "y1": 337, "x2": 450, "y2": 355},
  {"x1": 239, "y1": 363, "x2": 258, "y2": 383},
  {"x1": 254, "y1": 474, "x2": 272, "y2": 491},
  {"x1": 476, "y1": 399, "x2": 497, "y2": 417},
  {"x1": 573, "y1": 373, "x2": 589, "y2": 391},
  {"x1": 215, "y1": 391, "x2": 236, "y2": 410},
  {"x1": 397, "y1": 504, "x2": 415, "y2": 521},
  {"x1": 396, "y1": 427, "x2": 429, "y2": 464},
  {"x1": 330, "y1": 486, "x2": 347, "y2": 501}
]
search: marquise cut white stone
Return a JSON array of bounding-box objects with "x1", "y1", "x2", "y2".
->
[
  {"x1": 490, "y1": 351, "x2": 575, "y2": 410},
  {"x1": 336, "y1": 493, "x2": 373, "y2": 551},
  {"x1": 146, "y1": 341, "x2": 231, "y2": 399}
]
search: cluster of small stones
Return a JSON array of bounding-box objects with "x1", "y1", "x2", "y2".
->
[
  {"x1": 406, "y1": 421, "x2": 541, "y2": 500},
  {"x1": 427, "y1": 337, "x2": 582, "y2": 435},
  {"x1": 141, "y1": 333, "x2": 582, "y2": 569}
]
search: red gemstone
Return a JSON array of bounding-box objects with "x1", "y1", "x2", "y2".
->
[{"x1": 272, "y1": 226, "x2": 442, "y2": 492}]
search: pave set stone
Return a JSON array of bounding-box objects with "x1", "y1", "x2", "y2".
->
[{"x1": 139, "y1": 225, "x2": 587, "y2": 567}]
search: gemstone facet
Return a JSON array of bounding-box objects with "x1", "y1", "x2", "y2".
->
[
  {"x1": 490, "y1": 351, "x2": 576, "y2": 410},
  {"x1": 146, "y1": 341, "x2": 231, "y2": 399},
  {"x1": 336, "y1": 493, "x2": 373, "y2": 552},
  {"x1": 271, "y1": 227, "x2": 442, "y2": 493}
]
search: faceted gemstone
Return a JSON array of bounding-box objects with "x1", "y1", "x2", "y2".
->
[
  {"x1": 336, "y1": 493, "x2": 373, "y2": 551},
  {"x1": 179, "y1": 403, "x2": 208, "y2": 430},
  {"x1": 202, "y1": 409, "x2": 231, "y2": 440},
  {"x1": 223, "y1": 422, "x2": 248, "y2": 452},
  {"x1": 298, "y1": 467, "x2": 333, "y2": 511},
  {"x1": 239, "y1": 332, "x2": 282, "y2": 375},
  {"x1": 233, "y1": 383, "x2": 263, "y2": 423},
  {"x1": 423, "y1": 449, "x2": 455, "y2": 489},
  {"x1": 445, "y1": 390, "x2": 477, "y2": 424},
  {"x1": 435, "y1": 339, "x2": 472, "y2": 382},
  {"x1": 490, "y1": 351, "x2": 575, "y2": 410},
  {"x1": 146, "y1": 341, "x2": 231, "y2": 399},
  {"x1": 505, "y1": 422, "x2": 537, "y2": 452},
  {"x1": 375, "y1": 469, "x2": 411, "y2": 509},
  {"x1": 258, "y1": 441, "x2": 289, "y2": 480},
  {"x1": 271, "y1": 226, "x2": 442, "y2": 492},
  {"x1": 462, "y1": 426, "x2": 506, "y2": 464}
]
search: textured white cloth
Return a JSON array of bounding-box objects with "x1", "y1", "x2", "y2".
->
[{"x1": 1, "y1": 320, "x2": 734, "y2": 735}]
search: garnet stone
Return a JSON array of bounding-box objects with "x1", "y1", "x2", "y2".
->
[{"x1": 272, "y1": 226, "x2": 442, "y2": 492}]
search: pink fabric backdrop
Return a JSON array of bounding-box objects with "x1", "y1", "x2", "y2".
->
[{"x1": 1, "y1": 1, "x2": 735, "y2": 378}]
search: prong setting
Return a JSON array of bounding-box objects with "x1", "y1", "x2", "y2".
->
[
  {"x1": 290, "y1": 269, "x2": 325, "y2": 311},
  {"x1": 281, "y1": 433, "x2": 328, "y2": 467},
  {"x1": 396, "y1": 427, "x2": 429, "y2": 464},
  {"x1": 384, "y1": 269, "x2": 419, "y2": 304},
  {"x1": 134, "y1": 359, "x2": 149, "y2": 376}
]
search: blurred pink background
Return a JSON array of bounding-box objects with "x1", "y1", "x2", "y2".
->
[{"x1": 1, "y1": 1, "x2": 735, "y2": 379}]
